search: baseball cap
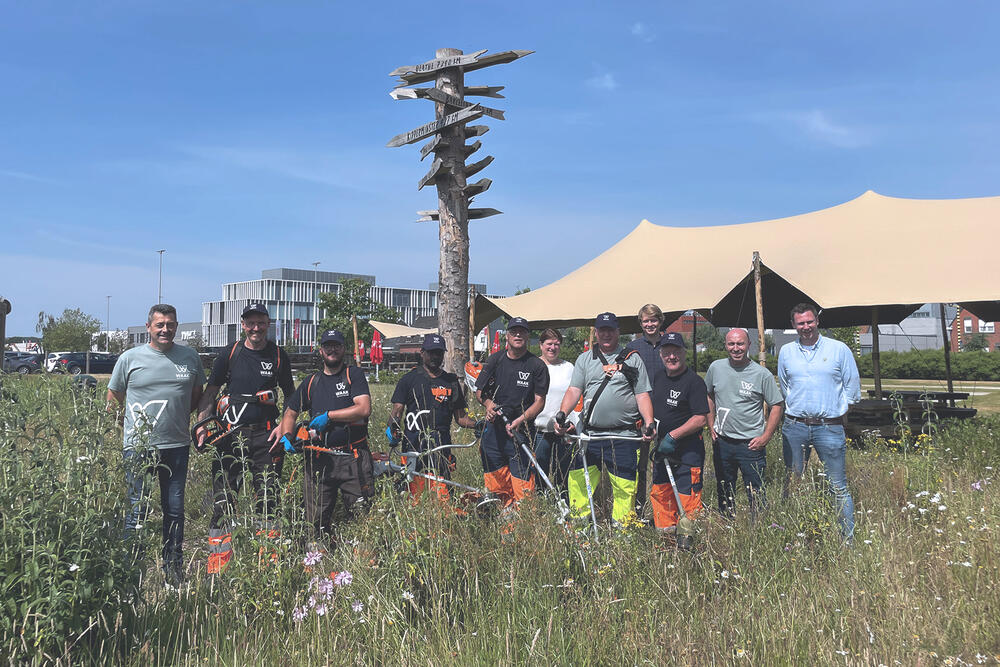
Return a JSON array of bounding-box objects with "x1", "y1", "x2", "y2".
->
[
  {"x1": 241, "y1": 302, "x2": 269, "y2": 318},
  {"x1": 507, "y1": 317, "x2": 530, "y2": 331},
  {"x1": 320, "y1": 329, "x2": 346, "y2": 345},
  {"x1": 594, "y1": 312, "x2": 619, "y2": 329},
  {"x1": 660, "y1": 332, "x2": 686, "y2": 348},
  {"x1": 422, "y1": 334, "x2": 446, "y2": 351}
]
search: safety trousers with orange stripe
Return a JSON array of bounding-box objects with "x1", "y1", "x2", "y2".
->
[{"x1": 650, "y1": 450, "x2": 704, "y2": 529}]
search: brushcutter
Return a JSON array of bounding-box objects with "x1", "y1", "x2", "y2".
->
[
  {"x1": 191, "y1": 390, "x2": 279, "y2": 452},
  {"x1": 497, "y1": 409, "x2": 571, "y2": 524},
  {"x1": 655, "y1": 430, "x2": 697, "y2": 547},
  {"x1": 557, "y1": 411, "x2": 600, "y2": 541}
]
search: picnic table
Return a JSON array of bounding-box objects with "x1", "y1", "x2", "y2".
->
[{"x1": 846, "y1": 389, "x2": 977, "y2": 439}]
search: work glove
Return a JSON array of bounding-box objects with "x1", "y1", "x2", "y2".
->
[
  {"x1": 309, "y1": 411, "x2": 331, "y2": 433},
  {"x1": 656, "y1": 433, "x2": 677, "y2": 456},
  {"x1": 554, "y1": 411, "x2": 567, "y2": 428},
  {"x1": 279, "y1": 434, "x2": 300, "y2": 454},
  {"x1": 473, "y1": 419, "x2": 487, "y2": 438},
  {"x1": 385, "y1": 424, "x2": 401, "y2": 446}
]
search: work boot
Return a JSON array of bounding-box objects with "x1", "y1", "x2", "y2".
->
[
  {"x1": 676, "y1": 534, "x2": 694, "y2": 552},
  {"x1": 163, "y1": 561, "x2": 185, "y2": 590}
]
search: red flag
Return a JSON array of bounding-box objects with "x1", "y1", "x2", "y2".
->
[
  {"x1": 357, "y1": 339, "x2": 366, "y2": 360},
  {"x1": 583, "y1": 339, "x2": 590, "y2": 352},
  {"x1": 491, "y1": 330, "x2": 502, "y2": 353},
  {"x1": 371, "y1": 330, "x2": 384, "y2": 365}
]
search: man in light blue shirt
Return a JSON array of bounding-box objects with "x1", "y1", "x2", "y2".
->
[{"x1": 777, "y1": 303, "x2": 860, "y2": 540}]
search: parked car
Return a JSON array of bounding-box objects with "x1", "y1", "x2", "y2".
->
[
  {"x1": 54, "y1": 352, "x2": 119, "y2": 375},
  {"x1": 45, "y1": 352, "x2": 73, "y2": 372},
  {"x1": 3, "y1": 352, "x2": 42, "y2": 375}
]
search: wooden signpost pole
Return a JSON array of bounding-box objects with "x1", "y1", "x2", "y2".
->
[
  {"x1": 388, "y1": 47, "x2": 532, "y2": 374},
  {"x1": 352, "y1": 314, "x2": 360, "y2": 366},
  {"x1": 939, "y1": 303, "x2": 956, "y2": 406},
  {"x1": 0, "y1": 298, "x2": 9, "y2": 390},
  {"x1": 871, "y1": 306, "x2": 883, "y2": 400}
]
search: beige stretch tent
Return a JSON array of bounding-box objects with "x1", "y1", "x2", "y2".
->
[
  {"x1": 369, "y1": 320, "x2": 437, "y2": 339},
  {"x1": 474, "y1": 191, "x2": 1000, "y2": 331}
]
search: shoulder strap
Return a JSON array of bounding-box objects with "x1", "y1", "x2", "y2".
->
[
  {"x1": 305, "y1": 373, "x2": 318, "y2": 409},
  {"x1": 582, "y1": 348, "x2": 638, "y2": 431},
  {"x1": 224, "y1": 341, "x2": 241, "y2": 387}
]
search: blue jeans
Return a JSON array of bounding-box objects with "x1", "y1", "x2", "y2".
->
[
  {"x1": 124, "y1": 446, "x2": 190, "y2": 566},
  {"x1": 781, "y1": 419, "x2": 854, "y2": 540},
  {"x1": 533, "y1": 431, "x2": 572, "y2": 500},
  {"x1": 712, "y1": 435, "x2": 766, "y2": 516}
]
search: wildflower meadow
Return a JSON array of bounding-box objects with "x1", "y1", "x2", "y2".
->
[{"x1": 2, "y1": 373, "x2": 999, "y2": 665}]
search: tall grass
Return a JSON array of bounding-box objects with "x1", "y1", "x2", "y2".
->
[{"x1": 2, "y1": 374, "x2": 999, "y2": 665}]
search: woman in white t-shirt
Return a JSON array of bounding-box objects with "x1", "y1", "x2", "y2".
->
[{"x1": 533, "y1": 328, "x2": 578, "y2": 498}]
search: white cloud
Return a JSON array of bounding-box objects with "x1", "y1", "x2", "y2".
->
[
  {"x1": 631, "y1": 22, "x2": 656, "y2": 43},
  {"x1": 586, "y1": 72, "x2": 618, "y2": 92},
  {"x1": 750, "y1": 109, "x2": 869, "y2": 149},
  {"x1": 0, "y1": 169, "x2": 59, "y2": 184}
]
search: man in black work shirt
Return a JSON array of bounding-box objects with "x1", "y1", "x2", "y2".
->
[
  {"x1": 196, "y1": 302, "x2": 294, "y2": 573},
  {"x1": 475, "y1": 317, "x2": 549, "y2": 509},
  {"x1": 389, "y1": 334, "x2": 478, "y2": 502},
  {"x1": 278, "y1": 329, "x2": 373, "y2": 542}
]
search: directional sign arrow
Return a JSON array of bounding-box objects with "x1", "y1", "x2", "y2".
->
[
  {"x1": 464, "y1": 155, "x2": 494, "y2": 178},
  {"x1": 465, "y1": 86, "x2": 505, "y2": 98},
  {"x1": 420, "y1": 135, "x2": 446, "y2": 161},
  {"x1": 464, "y1": 125, "x2": 489, "y2": 139},
  {"x1": 394, "y1": 49, "x2": 533, "y2": 86},
  {"x1": 418, "y1": 158, "x2": 447, "y2": 190},
  {"x1": 390, "y1": 87, "x2": 505, "y2": 120},
  {"x1": 463, "y1": 140, "x2": 482, "y2": 159},
  {"x1": 416, "y1": 208, "x2": 502, "y2": 223},
  {"x1": 464, "y1": 178, "x2": 492, "y2": 199},
  {"x1": 386, "y1": 105, "x2": 484, "y2": 148},
  {"x1": 390, "y1": 49, "x2": 487, "y2": 78}
]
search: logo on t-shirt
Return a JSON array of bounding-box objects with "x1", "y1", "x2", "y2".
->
[
  {"x1": 431, "y1": 386, "x2": 452, "y2": 403},
  {"x1": 335, "y1": 381, "x2": 348, "y2": 398},
  {"x1": 517, "y1": 371, "x2": 530, "y2": 387},
  {"x1": 260, "y1": 361, "x2": 273, "y2": 377},
  {"x1": 173, "y1": 364, "x2": 190, "y2": 379},
  {"x1": 667, "y1": 389, "x2": 681, "y2": 406},
  {"x1": 128, "y1": 399, "x2": 168, "y2": 432},
  {"x1": 406, "y1": 409, "x2": 430, "y2": 431},
  {"x1": 740, "y1": 380, "x2": 754, "y2": 396}
]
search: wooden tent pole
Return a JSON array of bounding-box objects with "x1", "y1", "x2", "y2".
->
[
  {"x1": 691, "y1": 311, "x2": 698, "y2": 372},
  {"x1": 752, "y1": 251, "x2": 766, "y2": 365},
  {"x1": 871, "y1": 306, "x2": 882, "y2": 399},
  {"x1": 352, "y1": 314, "x2": 360, "y2": 365},
  {"x1": 468, "y1": 287, "x2": 477, "y2": 360},
  {"x1": 939, "y1": 303, "x2": 955, "y2": 407}
]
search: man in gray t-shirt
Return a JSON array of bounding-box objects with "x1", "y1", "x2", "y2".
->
[
  {"x1": 107, "y1": 304, "x2": 204, "y2": 586},
  {"x1": 705, "y1": 329, "x2": 783, "y2": 516}
]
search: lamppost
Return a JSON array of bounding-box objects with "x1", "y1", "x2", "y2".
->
[
  {"x1": 157, "y1": 249, "x2": 166, "y2": 303},
  {"x1": 312, "y1": 261, "x2": 321, "y2": 345},
  {"x1": 106, "y1": 295, "x2": 111, "y2": 352}
]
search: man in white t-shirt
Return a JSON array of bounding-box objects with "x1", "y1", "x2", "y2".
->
[{"x1": 532, "y1": 328, "x2": 579, "y2": 498}]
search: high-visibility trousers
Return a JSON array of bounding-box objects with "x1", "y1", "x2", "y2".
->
[{"x1": 567, "y1": 436, "x2": 639, "y2": 525}]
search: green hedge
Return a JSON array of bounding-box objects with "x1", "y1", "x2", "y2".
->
[{"x1": 855, "y1": 349, "x2": 1000, "y2": 381}]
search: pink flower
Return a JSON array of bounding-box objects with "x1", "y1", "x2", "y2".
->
[{"x1": 333, "y1": 570, "x2": 353, "y2": 587}]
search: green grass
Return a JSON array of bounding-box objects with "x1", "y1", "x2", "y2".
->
[{"x1": 2, "y1": 374, "x2": 1000, "y2": 665}]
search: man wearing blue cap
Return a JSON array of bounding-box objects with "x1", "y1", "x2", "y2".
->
[
  {"x1": 276, "y1": 329, "x2": 373, "y2": 541},
  {"x1": 388, "y1": 334, "x2": 479, "y2": 502},
  {"x1": 475, "y1": 317, "x2": 549, "y2": 510},
  {"x1": 555, "y1": 312, "x2": 655, "y2": 528}
]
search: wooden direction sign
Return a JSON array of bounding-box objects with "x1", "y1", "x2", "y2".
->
[
  {"x1": 464, "y1": 86, "x2": 505, "y2": 98},
  {"x1": 394, "y1": 49, "x2": 533, "y2": 86},
  {"x1": 417, "y1": 157, "x2": 447, "y2": 190},
  {"x1": 464, "y1": 155, "x2": 494, "y2": 178},
  {"x1": 390, "y1": 87, "x2": 505, "y2": 120},
  {"x1": 390, "y1": 49, "x2": 487, "y2": 80},
  {"x1": 386, "y1": 105, "x2": 484, "y2": 148},
  {"x1": 416, "y1": 207, "x2": 503, "y2": 223},
  {"x1": 463, "y1": 140, "x2": 482, "y2": 158},
  {"x1": 463, "y1": 178, "x2": 492, "y2": 199},
  {"x1": 465, "y1": 125, "x2": 489, "y2": 139},
  {"x1": 419, "y1": 134, "x2": 446, "y2": 161}
]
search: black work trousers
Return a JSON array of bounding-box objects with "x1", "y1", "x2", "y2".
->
[
  {"x1": 303, "y1": 444, "x2": 375, "y2": 537},
  {"x1": 210, "y1": 425, "x2": 284, "y2": 529}
]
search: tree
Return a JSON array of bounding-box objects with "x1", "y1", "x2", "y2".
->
[
  {"x1": 962, "y1": 332, "x2": 989, "y2": 352},
  {"x1": 36, "y1": 308, "x2": 101, "y2": 353},
  {"x1": 317, "y1": 279, "x2": 402, "y2": 355},
  {"x1": 184, "y1": 332, "x2": 207, "y2": 354},
  {"x1": 94, "y1": 330, "x2": 129, "y2": 355},
  {"x1": 825, "y1": 326, "x2": 860, "y2": 353},
  {"x1": 693, "y1": 324, "x2": 726, "y2": 352}
]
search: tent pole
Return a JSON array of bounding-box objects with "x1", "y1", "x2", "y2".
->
[
  {"x1": 871, "y1": 306, "x2": 882, "y2": 399},
  {"x1": 752, "y1": 251, "x2": 766, "y2": 365},
  {"x1": 939, "y1": 303, "x2": 955, "y2": 407},
  {"x1": 468, "y1": 286, "x2": 476, "y2": 360},
  {"x1": 692, "y1": 310, "x2": 698, "y2": 372}
]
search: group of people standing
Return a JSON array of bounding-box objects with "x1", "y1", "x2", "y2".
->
[{"x1": 106, "y1": 298, "x2": 859, "y2": 587}]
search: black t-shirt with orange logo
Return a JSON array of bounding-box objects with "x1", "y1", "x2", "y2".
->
[{"x1": 391, "y1": 366, "x2": 467, "y2": 447}]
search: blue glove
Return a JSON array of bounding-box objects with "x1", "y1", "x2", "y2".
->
[
  {"x1": 309, "y1": 411, "x2": 331, "y2": 433},
  {"x1": 279, "y1": 434, "x2": 300, "y2": 454},
  {"x1": 657, "y1": 433, "x2": 677, "y2": 456},
  {"x1": 385, "y1": 424, "x2": 401, "y2": 446}
]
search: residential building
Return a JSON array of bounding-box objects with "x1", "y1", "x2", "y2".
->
[
  {"x1": 950, "y1": 306, "x2": 1000, "y2": 352},
  {"x1": 858, "y1": 303, "x2": 957, "y2": 353},
  {"x1": 127, "y1": 322, "x2": 202, "y2": 348}
]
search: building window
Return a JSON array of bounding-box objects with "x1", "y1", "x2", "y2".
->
[
  {"x1": 982, "y1": 321, "x2": 995, "y2": 333},
  {"x1": 964, "y1": 318, "x2": 973, "y2": 333}
]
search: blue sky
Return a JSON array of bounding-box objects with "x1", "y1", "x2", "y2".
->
[{"x1": 2, "y1": 1, "x2": 998, "y2": 336}]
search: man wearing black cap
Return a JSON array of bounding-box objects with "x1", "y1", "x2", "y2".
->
[
  {"x1": 276, "y1": 329, "x2": 373, "y2": 542},
  {"x1": 389, "y1": 334, "x2": 479, "y2": 502},
  {"x1": 475, "y1": 317, "x2": 549, "y2": 509},
  {"x1": 650, "y1": 333, "x2": 709, "y2": 545},
  {"x1": 555, "y1": 312, "x2": 655, "y2": 528},
  {"x1": 196, "y1": 302, "x2": 294, "y2": 573}
]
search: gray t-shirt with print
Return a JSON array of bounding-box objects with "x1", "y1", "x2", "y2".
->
[
  {"x1": 704, "y1": 359, "x2": 784, "y2": 440},
  {"x1": 570, "y1": 346, "x2": 651, "y2": 437},
  {"x1": 108, "y1": 344, "x2": 206, "y2": 450}
]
